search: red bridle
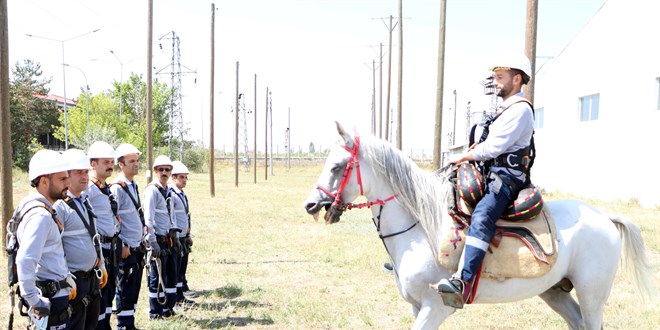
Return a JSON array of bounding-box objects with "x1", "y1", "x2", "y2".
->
[{"x1": 316, "y1": 135, "x2": 397, "y2": 210}]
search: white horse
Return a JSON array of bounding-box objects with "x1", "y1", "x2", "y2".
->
[{"x1": 303, "y1": 122, "x2": 655, "y2": 330}]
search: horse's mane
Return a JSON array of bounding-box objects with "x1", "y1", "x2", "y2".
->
[{"x1": 359, "y1": 135, "x2": 449, "y2": 260}]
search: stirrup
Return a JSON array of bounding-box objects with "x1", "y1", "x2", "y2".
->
[{"x1": 434, "y1": 278, "x2": 469, "y2": 309}]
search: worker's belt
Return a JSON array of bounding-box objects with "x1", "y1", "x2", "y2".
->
[{"x1": 35, "y1": 279, "x2": 72, "y2": 298}]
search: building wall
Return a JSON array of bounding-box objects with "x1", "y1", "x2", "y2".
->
[{"x1": 533, "y1": 0, "x2": 660, "y2": 207}]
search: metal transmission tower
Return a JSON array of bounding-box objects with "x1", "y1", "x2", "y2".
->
[
  {"x1": 238, "y1": 93, "x2": 251, "y2": 171},
  {"x1": 156, "y1": 31, "x2": 196, "y2": 160}
]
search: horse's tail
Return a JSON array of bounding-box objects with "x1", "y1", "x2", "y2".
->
[{"x1": 609, "y1": 215, "x2": 657, "y2": 302}]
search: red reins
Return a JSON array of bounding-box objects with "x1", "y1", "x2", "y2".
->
[{"x1": 316, "y1": 135, "x2": 397, "y2": 210}]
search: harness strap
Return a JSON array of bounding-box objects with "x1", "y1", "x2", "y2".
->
[
  {"x1": 64, "y1": 197, "x2": 103, "y2": 268},
  {"x1": 114, "y1": 181, "x2": 146, "y2": 227}
]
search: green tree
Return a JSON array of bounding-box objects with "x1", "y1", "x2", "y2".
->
[
  {"x1": 9, "y1": 59, "x2": 60, "y2": 170},
  {"x1": 57, "y1": 73, "x2": 173, "y2": 153}
]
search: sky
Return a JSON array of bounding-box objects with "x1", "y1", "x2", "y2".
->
[{"x1": 7, "y1": 0, "x2": 606, "y2": 155}]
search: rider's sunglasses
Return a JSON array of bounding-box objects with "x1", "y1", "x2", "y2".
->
[{"x1": 155, "y1": 167, "x2": 172, "y2": 173}]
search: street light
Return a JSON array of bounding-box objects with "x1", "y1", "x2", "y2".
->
[
  {"x1": 109, "y1": 50, "x2": 124, "y2": 116},
  {"x1": 63, "y1": 64, "x2": 90, "y2": 133},
  {"x1": 26, "y1": 28, "x2": 100, "y2": 150}
]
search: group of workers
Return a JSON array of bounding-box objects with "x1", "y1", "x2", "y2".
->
[{"x1": 12, "y1": 141, "x2": 196, "y2": 330}]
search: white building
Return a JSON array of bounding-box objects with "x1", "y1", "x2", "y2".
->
[{"x1": 533, "y1": 0, "x2": 660, "y2": 207}]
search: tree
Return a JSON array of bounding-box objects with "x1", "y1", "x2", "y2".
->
[
  {"x1": 9, "y1": 59, "x2": 60, "y2": 170},
  {"x1": 56, "y1": 73, "x2": 173, "y2": 153}
]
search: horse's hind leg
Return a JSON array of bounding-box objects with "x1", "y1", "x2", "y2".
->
[{"x1": 539, "y1": 287, "x2": 582, "y2": 330}]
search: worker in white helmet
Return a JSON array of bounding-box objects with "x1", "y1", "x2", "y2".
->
[
  {"x1": 85, "y1": 140, "x2": 120, "y2": 329},
  {"x1": 434, "y1": 54, "x2": 536, "y2": 309},
  {"x1": 109, "y1": 143, "x2": 144, "y2": 330},
  {"x1": 54, "y1": 149, "x2": 104, "y2": 330},
  {"x1": 143, "y1": 155, "x2": 178, "y2": 319},
  {"x1": 168, "y1": 161, "x2": 197, "y2": 308},
  {"x1": 14, "y1": 150, "x2": 74, "y2": 329}
]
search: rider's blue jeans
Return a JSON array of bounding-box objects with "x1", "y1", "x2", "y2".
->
[{"x1": 462, "y1": 169, "x2": 523, "y2": 283}]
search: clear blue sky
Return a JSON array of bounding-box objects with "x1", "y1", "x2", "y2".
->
[{"x1": 8, "y1": 0, "x2": 606, "y2": 153}]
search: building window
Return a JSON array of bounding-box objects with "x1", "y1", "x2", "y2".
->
[
  {"x1": 656, "y1": 77, "x2": 660, "y2": 111},
  {"x1": 534, "y1": 107, "x2": 544, "y2": 129},
  {"x1": 579, "y1": 93, "x2": 599, "y2": 121}
]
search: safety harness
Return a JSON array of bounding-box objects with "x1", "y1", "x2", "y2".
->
[
  {"x1": 6, "y1": 201, "x2": 70, "y2": 329},
  {"x1": 89, "y1": 177, "x2": 121, "y2": 267},
  {"x1": 470, "y1": 98, "x2": 536, "y2": 184}
]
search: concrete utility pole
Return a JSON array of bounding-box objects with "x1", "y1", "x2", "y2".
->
[
  {"x1": 379, "y1": 43, "x2": 383, "y2": 139},
  {"x1": 264, "y1": 87, "x2": 268, "y2": 180},
  {"x1": 253, "y1": 74, "x2": 257, "y2": 184},
  {"x1": 287, "y1": 107, "x2": 291, "y2": 170},
  {"x1": 1, "y1": 0, "x2": 13, "y2": 249},
  {"x1": 209, "y1": 3, "x2": 216, "y2": 196},
  {"x1": 269, "y1": 91, "x2": 273, "y2": 176},
  {"x1": 525, "y1": 0, "x2": 538, "y2": 103},
  {"x1": 433, "y1": 0, "x2": 447, "y2": 168},
  {"x1": 396, "y1": 0, "x2": 403, "y2": 150},
  {"x1": 384, "y1": 15, "x2": 396, "y2": 142},
  {"x1": 371, "y1": 59, "x2": 376, "y2": 135},
  {"x1": 146, "y1": 0, "x2": 154, "y2": 184},
  {"x1": 234, "y1": 61, "x2": 239, "y2": 187}
]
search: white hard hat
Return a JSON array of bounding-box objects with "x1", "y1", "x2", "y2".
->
[
  {"x1": 152, "y1": 155, "x2": 173, "y2": 169},
  {"x1": 29, "y1": 149, "x2": 70, "y2": 181},
  {"x1": 114, "y1": 143, "x2": 142, "y2": 165},
  {"x1": 87, "y1": 141, "x2": 115, "y2": 159},
  {"x1": 171, "y1": 161, "x2": 189, "y2": 175},
  {"x1": 63, "y1": 149, "x2": 92, "y2": 171},
  {"x1": 490, "y1": 54, "x2": 532, "y2": 82}
]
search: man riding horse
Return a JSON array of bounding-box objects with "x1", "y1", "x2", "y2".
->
[{"x1": 435, "y1": 54, "x2": 535, "y2": 308}]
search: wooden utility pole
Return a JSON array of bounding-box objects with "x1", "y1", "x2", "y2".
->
[
  {"x1": 253, "y1": 74, "x2": 257, "y2": 184},
  {"x1": 264, "y1": 87, "x2": 268, "y2": 180},
  {"x1": 525, "y1": 0, "x2": 538, "y2": 103},
  {"x1": 146, "y1": 0, "x2": 153, "y2": 184},
  {"x1": 209, "y1": 3, "x2": 216, "y2": 196},
  {"x1": 385, "y1": 15, "x2": 395, "y2": 142},
  {"x1": 396, "y1": 0, "x2": 403, "y2": 150},
  {"x1": 234, "y1": 61, "x2": 239, "y2": 187},
  {"x1": 433, "y1": 0, "x2": 447, "y2": 168},
  {"x1": 1, "y1": 0, "x2": 13, "y2": 248},
  {"x1": 379, "y1": 43, "x2": 383, "y2": 139}
]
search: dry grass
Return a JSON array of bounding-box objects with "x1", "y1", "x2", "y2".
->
[{"x1": 1, "y1": 163, "x2": 659, "y2": 329}]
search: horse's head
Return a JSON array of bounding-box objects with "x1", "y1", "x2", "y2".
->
[{"x1": 304, "y1": 122, "x2": 362, "y2": 224}]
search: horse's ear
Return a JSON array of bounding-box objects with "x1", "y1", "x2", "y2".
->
[{"x1": 335, "y1": 121, "x2": 354, "y2": 149}]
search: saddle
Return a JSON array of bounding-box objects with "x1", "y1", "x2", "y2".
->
[{"x1": 438, "y1": 165, "x2": 558, "y2": 279}]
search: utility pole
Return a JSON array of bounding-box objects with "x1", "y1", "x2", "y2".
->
[
  {"x1": 264, "y1": 87, "x2": 268, "y2": 180},
  {"x1": 525, "y1": 0, "x2": 538, "y2": 103},
  {"x1": 209, "y1": 3, "x2": 216, "y2": 196},
  {"x1": 234, "y1": 61, "x2": 239, "y2": 187},
  {"x1": 379, "y1": 43, "x2": 383, "y2": 139},
  {"x1": 287, "y1": 107, "x2": 291, "y2": 170},
  {"x1": 433, "y1": 0, "x2": 447, "y2": 168},
  {"x1": 146, "y1": 0, "x2": 153, "y2": 184},
  {"x1": 253, "y1": 74, "x2": 257, "y2": 184},
  {"x1": 269, "y1": 91, "x2": 273, "y2": 176},
  {"x1": 371, "y1": 59, "x2": 376, "y2": 135},
  {"x1": 1, "y1": 0, "x2": 13, "y2": 248},
  {"x1": 396, "y1": 0, "x2": 403, "y2": 150},
  {"x1": 383, "y1": 15, "x2": 397, "y2": 142}
]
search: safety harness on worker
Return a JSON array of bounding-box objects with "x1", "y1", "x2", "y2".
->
[
  {"x1": 63, "y1": 196, "x2": 104, "y2": 316},
  {"x1": 470, "y1": 97, "x2": 536, "y2": 185},
  {"x1": 5, "y1": 201, "x2": 70, "y2": 329},
  {"x1": 89, "y1": 177, "x2": 121, "y2": 265}
]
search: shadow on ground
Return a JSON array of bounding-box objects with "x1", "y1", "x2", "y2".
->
[{"x1": 191, "y1": 316, "x2": 275, "y2": 328}]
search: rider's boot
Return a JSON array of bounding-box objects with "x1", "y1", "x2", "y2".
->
[{"x1": 433, "y1": 276, "x2": 474, "y2": 309}]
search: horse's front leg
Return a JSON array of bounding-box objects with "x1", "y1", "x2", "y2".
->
[{"x1": 410, "y1": 293, "x2": 455, "y2": 330}]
